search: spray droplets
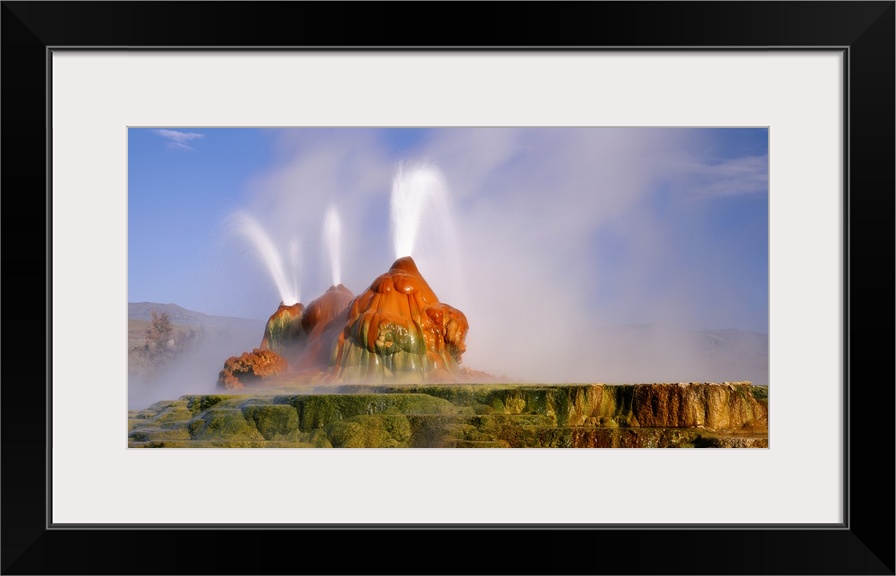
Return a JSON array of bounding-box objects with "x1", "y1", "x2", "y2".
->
[
  {"x1": 390, "y1": 162, "x2": 451, "y2": 259},
  {"x1": 230, "y1": 212, "x2": 301, "y2": 305},
  {"x1": 230, "y1": 203, "x2": 345, "y2": 308},
  {"x1": 323, "y1": 203, "x2": 342, "y2": 287}
]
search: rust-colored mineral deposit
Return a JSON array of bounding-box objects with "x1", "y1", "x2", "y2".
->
[
  {"x1": 218, "y1": 348, "x2": 289, "y2": 389},
  {"x1": 293, "y1": 284, "x2": 354, "y2": 371}
]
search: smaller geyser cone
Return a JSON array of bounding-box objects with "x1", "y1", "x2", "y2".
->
[
  {"x1": 259, "y1": 302, "x2": 306, "y2": 360},
  {"x1": 293, "y1": 284, "x2": 354, "y2": 371},
  {"x1": 302, "y1": 284, "x2": 354, "y2": 336},
  {"x1": 329, "y1": 256, "x2": 468, "y2": 383}
]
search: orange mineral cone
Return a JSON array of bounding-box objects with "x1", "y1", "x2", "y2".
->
[{"x1": 329, "y1": 256, "x2": 468, "y2": 383}]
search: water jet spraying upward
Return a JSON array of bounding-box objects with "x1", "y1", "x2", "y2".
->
[
  {"x1": 389, "y1": 161, "x2": 467, "y2": 312},
  {"x1": 230, "y1": 212, "x2": 301, "y2": 305},
  {"x1": 323, "y1": 204, "x2": 342, "y2": 287},
  {"x1": 289, "y1": 238, "x2": 302, "y2": 303},
  {"x1": 390, "y1": 162, "x2": 453, "y2": 259}
]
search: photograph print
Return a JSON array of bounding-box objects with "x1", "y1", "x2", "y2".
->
[{"x1": 128, "y1": 127, "x2": 769, "y2": 448}]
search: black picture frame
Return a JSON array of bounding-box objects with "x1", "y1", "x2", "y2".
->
[{"x1": 2, "y1": 2, "x2": 892, "y2": 574}]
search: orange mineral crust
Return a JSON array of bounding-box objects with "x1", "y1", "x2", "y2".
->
[
  {"x1": 330, "y1": 256, "x2": 468, "y2": 382},
  {"x1": 218, "y1": 348, "x2": 289, "y2": 390},
  {"x1": 302, "y1": 284, "x2": 354, "y2": 337}
]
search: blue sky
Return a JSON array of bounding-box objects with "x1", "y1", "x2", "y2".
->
[{"x1": 129, "y1": 127, "x2": 768, "y2": 382}]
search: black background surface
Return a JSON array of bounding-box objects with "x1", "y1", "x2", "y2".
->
[{"x1": 2, "y1": 2, "x2": 893, "y2": 574}]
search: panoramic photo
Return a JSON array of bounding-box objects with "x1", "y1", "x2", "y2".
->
[{"x1": 128, "y1": 127, "x2": 769, "y2": 448}]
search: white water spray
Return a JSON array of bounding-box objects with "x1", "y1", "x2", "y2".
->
[
  {"x1": 289, "y1": 238, "x2": 302, "y2": 301},
  {"x1": 231, "y1": 212, "x2": 301, "y2": 305},
  {"x1": 323, "y1": 204, "x2": 342, "y2": 286},
  {"x1": 389, "y1": 161, "x2": 467, "y2": 308},
  {"x1": 391, "y1": 162, "x2": 453, "y2": 259}
]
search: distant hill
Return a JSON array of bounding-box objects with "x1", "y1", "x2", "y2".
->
[{"x1": 128, "y1": 302, "x2": 264, "y2": 330}]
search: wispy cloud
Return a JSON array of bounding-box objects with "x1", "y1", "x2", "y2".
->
[
  {"x1": 153, "y1": 129, "x2": 204, "y2": 151},
  {"x1": 679, "y1": 155, "x2": 769, "y2": 199}
]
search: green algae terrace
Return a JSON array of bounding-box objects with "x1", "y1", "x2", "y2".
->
[{"x1": 128, "y1": 382, "x2": 769, "y2": 448}]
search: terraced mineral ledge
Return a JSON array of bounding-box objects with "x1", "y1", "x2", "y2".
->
[{"x1": 128, "y1": 382, "x2": 769, "y2": 448}]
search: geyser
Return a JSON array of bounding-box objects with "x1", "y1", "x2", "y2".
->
[
  {"x1": 390, "y1": 162, "x2": 452, "y2": 259},
  {"x1": 323, "y1": 204, "x2": 342, "y2": 287},
  {"x1": 220, "y1": 255, "x2": 467, "y2": 389},
  {"x1": 289, "y1": 239, "x2": 302, "y2": 305},
  {"x1": 389, "y1": 162, "x2": 466, "y2": 313},
  {"x1": 219, "y1": 164, "x2": 470, "y2": 389}
]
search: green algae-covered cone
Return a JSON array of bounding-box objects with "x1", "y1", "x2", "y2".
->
[{"x1": 260, "y1": 302, "x2": 306, "y2": 359}]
